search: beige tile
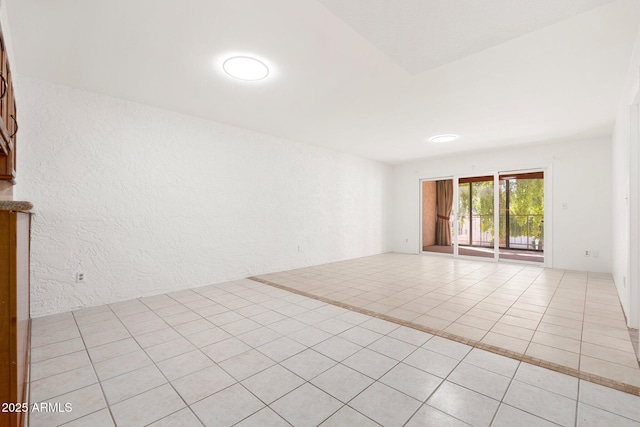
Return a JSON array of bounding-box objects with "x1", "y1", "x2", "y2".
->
[
  {"x1": 101, "y1": 365, "x2": 167, "y2": 405},
  {"x1": 541, "y1": 314, "x2": 583, "y2": 330},
  {"x1": 579, "y1": 380, "x2": 640, "y2": 422},
  {"x1": 487, "y1": 404, "x2": 557, "y2": 427},
  {"x1": 499, "y1": 314, "x2": 539, "y2": 330},
  {"x1": 271, "y1": 383, "x2": 342, "y2": 427},
  {"x1": 31, "y1": 350, "x2": 92, "y2": 381},
  {"x1": 310, "y1": 364, "x2": 373, "y2": 403},
  {"x1": 463, "y1": 348, "x2": 520, "y2": 377},
  {"x1": 455, "y1": 313, "x2": 496, "y2": 330},
  {"x1": 580, "y1": 342, "x2": 639, "y2": 368},
  {"x1": 511, "y1": 301, "x2": 548, "y2": 313},
  {"x1": 582, "y1": 322, "x2": 632, "y2": 341},
  {"x1": 349, "y1": 382, "x2": 422, "y2": 427},
  {"x1": 173, "y1": 365, "x2": 237, "y2": 404},
  {"x1": 545, "y1": 307, "x2": 584, "y2": 321},
  {"x1": 427, "y1": 306, "x2": 462, "y2": 322},
  {"x1": 135, "y1": 327, "x2": 182, "y2": 348},
  {"x1": 321, "y1": 406, "x2": 380, "y2": 427},
  {"x1": 525, "y1": 342, "x2": 579, "y2": 370},
  {"x1": 445, "y1": 322, "x2": 488, "y2": 341},
  {"x1": 465, "y1": 307, "x2": 504, "y2": 322},
  {"x1": 157, "y1": 350, "x2": 214, "y2": 381},
  {"x1": 387, "y1": 307, "x2": 422, "y2": 321},
  {"x1": 86, "y1": 338, "x2": 141, "y2": 363},
  {"x1": 29, "y1": 384, "x2": 107, "y2": 426},
  {"x1": 481, "y1": 332, "x2": 529, "y2": 354},
  {"x1": 580, "y1": 356, "x2": 640, "y2": 387},
  {"x1": 514, "y1": 363, "x2": 578, "y2": 399},
  {"x1": 30, "y1": 365, "x2": 98, "y2": 402},
  {"x1": 62, "y1": 409, "x2": 115, "y2": 427},
  {"x1": 582, "y1": 331, "x2": 635, "y2": 353},
  {"x1": 448, "y1": 362, "x2": 511, "y2": 400},
  {"x1": 219, "y1": 349, "x2": 276, "y2": 381},
  {"x1": 536, "y1": 322, "x2": 582, "y2": 340},
  {"x1": 111, "y1": 384, "x2": 185, "y2": 426},
  {"x1": 436, "y1": 302, "x2": 471, "y2": 314},
  {"x1": 506, "y1": 307, "x2": 543, "y2": 321},
  {"x1": 503, "y1": 381, "x2": 576, "y2": 427},
  {"x1": 491, "y1": 322, "x2": 535, "y2": 341},
  {"x1": 583, "y1": 314, "x2": 627, "y2": 329},
  {"x1": 413, "y1": 314, "x2": 452, "y2": 330},
  {"x1": 93, "y1": 349, "x2": 153, "y2": 381},
  {"x1": 427, "y1": 381, "x2": 500, "y2": 427},
  {"x1": 31, "y1": 338, "x2": 86, "y2": 363},
  {"x1": 531, "y1": 331, "x2": 581, "y2": 354}
]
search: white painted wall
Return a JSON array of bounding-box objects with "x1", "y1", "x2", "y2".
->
[
  {"x1": 611, "y1": 19, "x2": 640, "y2": 328},
  {"x1": 16, "y1": 78, "x2": 393, "y2": 317},
  {"x1": 392, "y1": 138, "x2": 613, "y2": 273}
]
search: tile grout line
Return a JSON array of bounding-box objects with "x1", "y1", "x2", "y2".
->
[
  {"x1": 574, "y1": 272, "x2": 591, "y2": 427},
  {"x1": 32, "y1": 272, "x2": 640, "y2": 426},
  {"x1": 249, "y1": 276, "x2": 640, "y2": 397},
  {"x1": 70, "y1": 308, "x2": 119, "y2": 427}
]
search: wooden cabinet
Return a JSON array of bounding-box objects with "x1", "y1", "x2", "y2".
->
[
  {"x1": 0, "y1": 211, "x2": 31, "y2": 427},
  {"x1": 0, "y1": 26, "x2": 17, "y2": 184}
]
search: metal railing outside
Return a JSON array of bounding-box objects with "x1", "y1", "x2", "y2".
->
[{"x1": 457, "y1": 214, "x2": 543, "y2": 251}]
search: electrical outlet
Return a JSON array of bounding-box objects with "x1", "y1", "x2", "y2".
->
[
  {"x1": 76, "y1": 272, "x2": 85, "y2": 283},
  {"x1": 405, "y1": 238, "x2": 409, "y2": 243},
  {"x1": 584, "y1": 250, "x2": 590, "y2": 257}
]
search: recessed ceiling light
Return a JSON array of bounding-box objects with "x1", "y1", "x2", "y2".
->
[
  {"x1": 429, "y1": 134, "x2": 459, "y2": 143},
  {"x1": 222, "y1": 56, "x2": 269, "y2": 81}
]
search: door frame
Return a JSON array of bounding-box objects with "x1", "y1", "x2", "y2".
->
[
  {"x1": 418, "y1": 165, "x2": 552, "y2": 268},
  {"x1": 419, "y1": 176, "x2": 454, "y2": 257}
]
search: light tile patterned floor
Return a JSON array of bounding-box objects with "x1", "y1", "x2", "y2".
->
[
  {"x1": 255, "y1": 253, "x2": 640, "y2": 391},
  {"x1": 29, "y1": 270, "x2": 640, "y2": 426}
]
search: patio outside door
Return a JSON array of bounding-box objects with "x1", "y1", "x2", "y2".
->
[{"x1": 455, "y1": 175, "x2": 495, "y2": 260}]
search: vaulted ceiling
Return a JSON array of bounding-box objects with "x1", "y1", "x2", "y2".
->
[{"x1": 6, "y1": 0, "x2": 638, "y2": 163}]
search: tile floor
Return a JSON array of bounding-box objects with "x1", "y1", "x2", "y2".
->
[
  {"x1": 29, "y1": 270, "x2": 640, "y2": 426},
  {"x1": 256, "y1": 253, "x2": 640, "y2": 391}
]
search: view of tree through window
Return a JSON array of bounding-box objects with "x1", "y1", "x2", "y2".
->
[
  {"x1": 458, "y1": 173, "x2": 543, "y2": 251},
  {"x1": 499, "y1": 173, "x2": 544, "y2": 251},
  {"x1": 458, "y1": 177, "x2": 494, "y2": 248}
]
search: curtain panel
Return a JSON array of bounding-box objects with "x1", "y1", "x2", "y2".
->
[{"x1": 435, "y1": 180, "x2": 453, "y2": 246}]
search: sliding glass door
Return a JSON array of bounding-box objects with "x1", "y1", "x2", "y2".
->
[
  {"x1": 421, "y1": 178, "x2": 454, "y2": 256},
  {"x1": 456, "y1": 176, "x2": 495, "y2": 259},
  {"x1": 421, "y1": 170, "x2": 545, "y2": 264},
  {"x1": 498, "y1": 172, "x2": 544, "y2": 263}
]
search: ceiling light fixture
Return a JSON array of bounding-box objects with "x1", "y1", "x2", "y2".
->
[
  {"x1": 429, "y1": 134, "x2": 459, "y2": 143},
  {"x1": 222, "y1": 56, "x2": 269, "y2": 81}
]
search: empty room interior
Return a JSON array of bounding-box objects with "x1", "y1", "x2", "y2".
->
[{"x1": 1, "y1": 0, "x2": 640, "y2": 426}]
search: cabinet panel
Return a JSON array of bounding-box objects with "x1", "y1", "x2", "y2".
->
[
  {"x1": 0, "y1": 211, "x2": 31, "y2": 427},
  {"x1": 0, "y1": 27, "x2": 17, "y2": 183}
]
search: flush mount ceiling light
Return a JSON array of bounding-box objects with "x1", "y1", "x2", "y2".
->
[
  {"x1": 429, "y1": 134, "x2": 459, "y2": 143},
  {"x1": 222, "y1": 56, "x2": 269, "y2": 81}
]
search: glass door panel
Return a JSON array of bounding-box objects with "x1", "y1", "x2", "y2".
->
[
  {"x1": 457, "y1": 176, "x2": 494, "y2": 259},
  {"x1": 421, "y1": 179, "x2": 454, "y2": 256},
  {"x1": 498, "y1": 171, "x2": 544, "y2": 263}
]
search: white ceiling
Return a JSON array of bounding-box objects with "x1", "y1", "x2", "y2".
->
[
  {"x1": 5, "y1": 0, "x2": 639, "y2": 164},
  {"x1": 317, "y1": 0, "x2": 618, "y2": 74}
]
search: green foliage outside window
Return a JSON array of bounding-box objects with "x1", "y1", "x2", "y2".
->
[{"x1": 459, "y1": 178, "x2": 544, "y2": 249}]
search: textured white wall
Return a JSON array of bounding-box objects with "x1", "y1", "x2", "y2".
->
[
  {"x1": 392, "y1": 137, "x2": 613, "y2": 273},
  {"x1": 16, "y1": 78, "x2": 393, "y2": 317},
  {"x1": 611, "y1": 17, "x2": 640, "y2": 328}
]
